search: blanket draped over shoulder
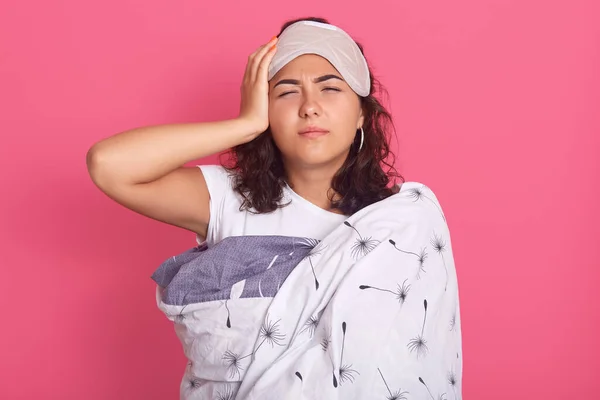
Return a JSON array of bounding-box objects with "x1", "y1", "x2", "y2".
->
[{"x1": 151, "y1": 182, "x2": 463, "y2": 400}]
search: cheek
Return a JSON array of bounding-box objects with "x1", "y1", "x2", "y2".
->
[
  {"x1": 330, "y1": 101, "x2": 361, "y2": 133},
  {"x1": 269, "y1": 103, "x2": 298, "y2": 134},
  {"x1": 268, "y1": 110, "x2": 291, "y2": 150},
  {"x1": 270, "y1": 129, "x2": 296, "y2": 158}
]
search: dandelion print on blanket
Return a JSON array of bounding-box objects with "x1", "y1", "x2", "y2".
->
[
  {"x1": 296, "y1": 237, "x2": 326, "y2": 290},
  {"x1": 332, "y1": 322, "x2": 358, "y2": 387},
  {"x1": 359, "y1": 279, "x2": 411, "y2": 307},
  {"x1": 407, "y1": 299, "x2": 430, "y2": 358},
  {"x1": 378, "y1": 368, "x2": 409, "y2": 400},
  {"x1": 151, "y1": 181, "x2": 462, "y2": 400},
  {"x1": 344, "y1": 221, "x2": 380, "y2": 259}
]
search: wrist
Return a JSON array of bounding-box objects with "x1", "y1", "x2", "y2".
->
[{"x1": 233, "y1": 117, "x2": 267, "y2": 143}]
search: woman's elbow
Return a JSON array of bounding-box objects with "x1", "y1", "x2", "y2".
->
[{"x1": 86, "y1": 143, "x2": 117, "y2": 190}]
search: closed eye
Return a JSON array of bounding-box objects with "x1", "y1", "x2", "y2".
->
[
  {"x1": 277, "y1": 87, "x2": 342, "y2": 97},
  {"x1": 278, "y1": 91, "x2": 296, "y2": 97}
]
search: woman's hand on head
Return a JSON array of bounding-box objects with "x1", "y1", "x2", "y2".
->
[{"x1": 238, "y1": 36, "x2": 278, "y2": 138}]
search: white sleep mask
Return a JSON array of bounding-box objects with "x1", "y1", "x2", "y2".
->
[{"x1": 267, "y1": 21, "x2": 371, "y2": 97}]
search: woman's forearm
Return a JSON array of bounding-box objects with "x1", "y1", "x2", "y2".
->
[{"x1": 86, "y1": 118, "x2": 256, "y2": 186}]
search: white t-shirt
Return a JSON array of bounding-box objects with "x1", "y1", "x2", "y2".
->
[{"x1": 197, "y1": 164, "x2": 348, "y2": 246}]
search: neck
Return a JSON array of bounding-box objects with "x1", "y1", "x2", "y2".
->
[{"x1": 284, "y1": 161, "x2": 344, "y2": 213}]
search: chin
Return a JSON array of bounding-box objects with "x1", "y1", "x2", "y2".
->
[{"x1": 289, "y1": 149, "x2": 349, "y2": 169}]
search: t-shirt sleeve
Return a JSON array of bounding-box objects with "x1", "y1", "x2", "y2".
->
[{"x1": 196, "y1": 164, "x2": 234, "y2": 246}]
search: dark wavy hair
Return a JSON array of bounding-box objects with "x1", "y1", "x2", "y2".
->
[{"x1": 221, "y1": 16, "x2": 403, "y2": 215}]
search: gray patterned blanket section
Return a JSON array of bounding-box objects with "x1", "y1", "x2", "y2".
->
[{"x1": 151, "y1": 235, "x2": 314, "y2": 306}]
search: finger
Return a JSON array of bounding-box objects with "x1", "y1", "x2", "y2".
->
[
  {"x1": 244, "y1": 38, "x2": 276, "y2": 84},
  {"x1": 251, "y1": 36, "x2": 276, "y2": 58},
  {"x1": 249, "y1": 37, "x2": 278, "y2": 83},
  {"x1": 243, "y1": 53, "x2": 254, "y2": 85},
  {"x1": 256, "y1": 44, "x2": 277, "y2": 84}
]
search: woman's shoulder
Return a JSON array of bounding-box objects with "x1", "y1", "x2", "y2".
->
[
  {"x1": 197, "y1": 164, "x2": 233, "y2": 179},
  {"x1": 389, "y1": 180, "x2": 447, "y2": 221},
  {"x1": 196, "y1": 164, "x2": 237, "y2": 191},
  {"x1": 397, "y1": 180, "x2": 441, "y2": 199}
]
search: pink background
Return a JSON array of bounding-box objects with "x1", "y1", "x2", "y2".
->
[{"x1": 1, "y1": 0, "x2": 599, "y2": 398}]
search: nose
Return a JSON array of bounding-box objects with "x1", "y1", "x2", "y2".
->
[{"x1": 298, "y1": 91, "x2": 323, "y2": 118}]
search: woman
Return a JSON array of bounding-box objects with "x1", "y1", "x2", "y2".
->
[{"x1": 88, "y1": 17, "x2": 462, "y2": 400}]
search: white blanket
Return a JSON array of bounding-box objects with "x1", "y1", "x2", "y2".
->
[{"x1": 152, "y1": 182, "x2": 462, "y2": 400}]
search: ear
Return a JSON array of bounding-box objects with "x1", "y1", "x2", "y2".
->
[{"x1": 357, "y1": 106, "x2": 365, "y2": 129}]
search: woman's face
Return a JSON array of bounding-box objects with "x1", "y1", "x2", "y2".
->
[{"x1": 268, "y1": 54, "x2": 364, "y2": 169}]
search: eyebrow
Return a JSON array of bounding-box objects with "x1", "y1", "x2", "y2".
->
[{"x1": 273, "y1": 74, "x2": 344, "y2": 88}]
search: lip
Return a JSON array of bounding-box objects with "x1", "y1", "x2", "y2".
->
[{"x1": 299, "y1": 126, "x2": 330, "y2": 138}]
